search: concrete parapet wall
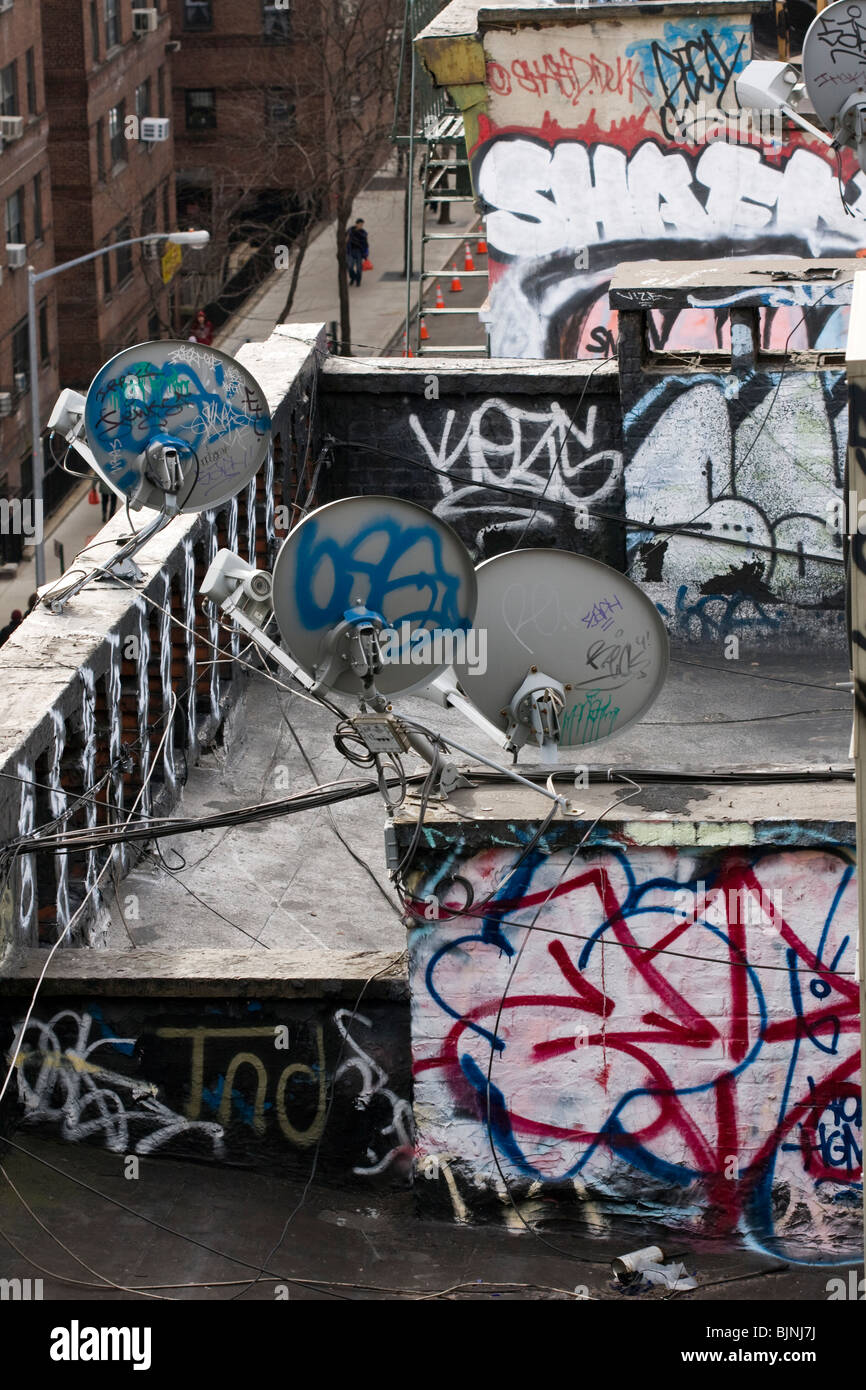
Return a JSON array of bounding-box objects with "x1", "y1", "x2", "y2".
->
[{"x1": 0, "y1": 328, "x2": 324, "y2": 955}]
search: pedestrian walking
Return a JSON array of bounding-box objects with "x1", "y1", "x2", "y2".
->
[
  {"x1": 346, "y1": 219, "x2": 369, "y2": 287},
  {"x1": 189, "y1": 309, "x2": 214, "y2": 345},
  {"x1": 0, "y1": 608, "x2": 23, "y2": 646}
]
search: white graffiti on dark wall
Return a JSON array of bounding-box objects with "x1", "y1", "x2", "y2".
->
[
  {"x1": 409, "y1": 398, "x2": 621, "y2": 550},
  {"x1": 334, "y1": 1008, "x2": 413, "y2": 1176},
  {"x1": 15, "y1": 761, "x2": 36, "y2": 944},
  {"x1": 477, "y1": 136, "x2": 865, "y2": 358},
  {"x1": 10, "y1": 1010, "x2": 227, "y2": 1158},
  {"x1": 10, "y1": 1007, "x2": 412, "y2": 1175},
  {"x1": 625, "y1": 373, "x2": 846, "y2": 615}
]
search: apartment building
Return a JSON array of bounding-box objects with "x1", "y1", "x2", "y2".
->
[
  {"x1": 0, "y1": 0, "x2": 59, "y2": 543},
  {"x1": 168, "y1": 0, "x2": 325, "y2": 242},
  {"x1": 40, "y1": 0, "x2": 177, "y2": 390}
]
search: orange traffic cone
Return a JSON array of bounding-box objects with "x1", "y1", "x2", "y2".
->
[
  {"x1": 464, "y1": 245, "x2": 476, "y2": 271},
  {"x1": 477, "y1": 235, "x2": 488, "y2": 254},
  {"x1": 450, "y1": 265, "x2": 463, "y2": 292},
  {"x1": 435, "y1": 282, "x2": 445, "y2": 308},
  {"x1": 420, "y1": 317, "x2": 429, "y2": 341},
  {"x1": 402, "y1": 332, "x2": 413, "y2": 358}
]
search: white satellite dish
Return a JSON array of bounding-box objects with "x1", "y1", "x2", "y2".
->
[
  {"x1": 803, "y1": 1, "x2": 866, "y2": 128},
  {"x1": 83, "y1": 340, "x2": 270, "y2": 513},
  {"x1": 452, "y1": 549, "x2": 669, "y2": 753},
  {"x1": 44, "y1": 340, "x2": 270, "y2": 611},
  {"x1": 270, "y1": 495, "x2": 477, "y2": 697}
]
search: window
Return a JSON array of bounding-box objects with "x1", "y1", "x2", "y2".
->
[
  {"x1": 90, "y1": 2, "x2": 100, "y2": 64},
  {"x1": 39, "y1": 301, "x2": 49, "y2": 366},
  {"x1": 185, "y1": 89, "x2": 215, "y2": 129},
  {"x1": 157, "y1": 64, "x2": 166, "y2": 118},
  {"x1": 263, "y1": 2, "x2": 291, "y2": 43},
  {"x1": 136, "y1": 79, "x2": 151, "y2": 146},
  {"x1": 104, "y1": 0, "x2": 120, "y2": 52},
  {"x1": 25, "y1": 49, "x2": 36, "y2": 115},
  {"x1": 148, "y1": 311, "x2": 161, "y2": 340},
  {"x1": 184, "y1": 0, "x2": 213, "y2": 29},
  {"x1": 95, "y1": 117, "x2": 106, "y2": 180},
  {"x1": 161, "y1": 180, "x2": 171, "y2": 230},
  {"x1": 0, "y1": 61, "x2": 17, "y2": 117},
  {"x1": 101, "y1": 236, "x2": 112, "y2": 297},
  {"x1": 141, "y1": 190, "x2": 157, "y2": 238},
  {"x1": 265, "y1": 90, "x2": 295, "y2": 140},
  {"x1": 12, "y1": 319, "x2": 29, "y2": 389},
  {"x1": 136, "y1": 79, "x2": 151, "y2": 122},
  {"x1": 108, "y1": 100, "x2": 125, "y2": 165},
  {"x1": 115, "y1": 222, "x2": 133, "y2": 283},
  {"x1": 32, "y1": 172, "x2": 43, "y2": 242},
  {"x1": 5, "y1": 189, "x2": 23, "y2": 245}
]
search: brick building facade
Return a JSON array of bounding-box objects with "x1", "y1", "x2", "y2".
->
[
  {"x1": 0, "y1": 0, "x2": 58, "y2": 539},
  {"x1": 168, "y1": 0, "x2": 322, "y2": 261},
  {"x1": 40, "y1": 0, "x2": 177, "y2": 390}
]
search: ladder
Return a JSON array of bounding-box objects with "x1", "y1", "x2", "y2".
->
[{"x1": 415, "y1": 112, "x2": 489, "y2": 356}]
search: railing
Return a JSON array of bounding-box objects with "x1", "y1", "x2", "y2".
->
[{"x1": 0, "y1": 326, "x2": 325, "y2": 957}]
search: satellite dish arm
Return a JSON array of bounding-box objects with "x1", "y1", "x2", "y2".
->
[
  {"x1": 44, "y1": 509, "x2": 172, "y2": 612},
  {"x1": 426, "y1": 669, "x2": 513, "y2": 750}
]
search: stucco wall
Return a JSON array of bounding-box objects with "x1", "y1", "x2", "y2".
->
[{"x1": 406, "y1": 833, "x2": 861, "y2": 1262}]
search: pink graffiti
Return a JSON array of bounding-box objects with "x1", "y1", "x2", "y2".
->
[{"x1": 411, "y1": 849, "x2": 860, "y2": 1251}]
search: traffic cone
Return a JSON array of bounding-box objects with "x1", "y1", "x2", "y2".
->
[
  {"x1": 420, "y1": 317, "x2": 429, "y2": 341},
  {"x1": 477, "y1": 234, "x2": 488, "y2": 254},
  {"x1": 402, "y1": 332, "x2": 413, "y2": 358},
  {"x1": 435, "y1": 282, "x2": 445, "y2": 308},
  {"x1": 450, "y1": 265, "x2": 463, "y2": 292},
  {"x1": 464, "y1": 244, "x2": 476, "y2": 271}
]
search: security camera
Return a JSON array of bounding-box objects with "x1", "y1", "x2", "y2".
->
[
  {"x1": 200, "y1": 548, "x2": 273, "y2": 608},
  {"x1": 47, "y1": 387, "x2": 99, "y2": 471},
  {"x1": 47, "y1": 388, "x2": 86, "y2": 437}
]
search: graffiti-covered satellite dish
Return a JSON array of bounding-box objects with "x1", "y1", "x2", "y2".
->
[
  {"x1": 83, "y1": 340, "x2": 271, "y2": 513},
  {"x1": 453, "y1": 549, "x2": 669, "y2": 747},
  {"x1": 271, "y1": 496, "x2": 477, "y2": 696},
  {"x1": 803, "y1": 0, "x2": 866, "y2": 126}
]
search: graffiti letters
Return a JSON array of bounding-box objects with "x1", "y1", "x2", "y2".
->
[{"x1": 409, "y1": 846, "x2": 860, "y2": 1260}]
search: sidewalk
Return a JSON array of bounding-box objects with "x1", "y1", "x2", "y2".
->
[
  {"x1": 216, "y1": 152, "x2": 479, "y2": 358},
  {"x1": 0, "y1": 480, "x2": 103, "y2": 633},
  {"x1": 0, "y1": 156, "x2": 479, "y2": 626}
]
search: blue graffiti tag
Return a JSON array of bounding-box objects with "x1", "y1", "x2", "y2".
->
[{"x1": 293, "y1": 513, "x2": 471, "y2": 634}]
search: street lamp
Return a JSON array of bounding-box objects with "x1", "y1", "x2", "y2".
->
[{"x1": 27, "y1": 229, "x2": 211, "y2": 586}]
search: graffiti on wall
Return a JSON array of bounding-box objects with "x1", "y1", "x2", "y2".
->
[
  {"x1": 408, "y1": 396, "x2": 622, "y2": 556},
  {"x1": 408, "y1": 844, "x2": 861, "y2": 1260},
  {"x1": 476, "y1": 131, "x2": 863, "y2": 357},
  {"x1": 623, "y1": 369, "x2": 847, "y2": 639},
  {"x1": 474, "y1": 18, "x2": 865, "y2": 358},
  {"x1": 6, "y1": 1003, "x2": 412, "y2": 1179}
]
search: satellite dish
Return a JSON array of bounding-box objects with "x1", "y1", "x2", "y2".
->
[
  {"x1": 803, "y1": 1, "x2": 866, "y2": 126},
  {"x1": 83, "y1": 340, "x2": 270, "y2": 513},
  {"x1": 452, "y1": 549, "x2": 668, "y2": 750},
  {"x1": 271, "y1": 495, "x2": 477, "y2": 696}
]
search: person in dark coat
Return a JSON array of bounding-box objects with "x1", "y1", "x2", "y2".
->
[
  {"x1": 346, "y1": 219, "x2": 369, "y2": 287},
  {"x1": 0, "y1": 608, "x2": 23, "y2": 646}
]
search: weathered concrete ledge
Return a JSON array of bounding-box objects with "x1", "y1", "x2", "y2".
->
[{"x1": 0, "y1": 947, "x2": 408, "y2": 1000}]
